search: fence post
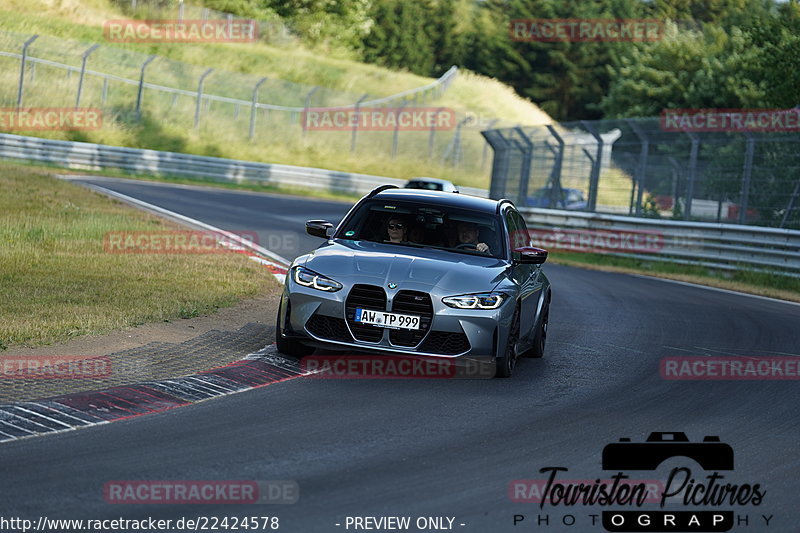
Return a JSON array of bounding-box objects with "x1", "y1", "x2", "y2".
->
[
  {"x1": 102, "y1": 77, "x2": 109, "y2": 105},
  {"x1": 738, "y1": 132, "x2": 755, "y2": 224},
  {"x1": 178, "y1": 0, "x2": 184, "y2": 21},
  {"x1": 454, "y1": 117, "x2": 471, "y2": 166},
  {"x1": 580, "y1": 120, "x2": 603, "y2": 212},
  {"x1": 249, "y1": 77, "x2": 267, "y2": 140},
  {"x1": 442, "y1": 117, "x2": 469, "y2": 167},
  {"x1": 481, "y1": 129, "x2": 512, "y2": 200},
  {"x1": 684, "y1": 130, "x2": 699, "y2": 220},
  {"x1": 667, "y1": 156, "x2": 682, "y2": 217},
  {"x1": 302, "y1": 87, "x2": 318, "y2": 138},
  {"x1": 194, "y1": 68, "x2": 214, "y2": 128},
  {"x1": 780, "y1": 178, "x2": 800, "y2": 228},
  {"x1": 351, "y1": 93, "x2": 369, "y2": 153},
  {"x1": 136, "y1": 55, "x2": 156, "y2": 120},
  {"x1": 514, "y1": 127, "x2": 533, "y2": 204},
  {"x1": 545, "y1": 125, "x2": 565, "y2": 206},
  {"x1": 75, "y1": 44, "x2": 100, "y2": 109},
  {"x1": 627, "y1": 119, "x2": 649, "y2": 216},
  {"x1": 481, "y1": 119, "x2": 500, "y2": 170},
  {"x1": 16, "y1": 35, "x2": 39, "y2": 109},
  {"x1": 428, "y1": 108, "x2": 445, "y2": 159},
  {"x1": 391, "y1": 101, "x2": 408, "y2": 158}
]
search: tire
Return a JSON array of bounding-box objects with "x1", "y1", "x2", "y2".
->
[
  {"x1": 527, "y1": 294, "x2": 550, "y2": 359},
  {"x1": 275, "y1": 306, "x2": 314, "y2": 358},
  {"x1": 495, "y1": 308, "x2": 520, "y2": 378}
]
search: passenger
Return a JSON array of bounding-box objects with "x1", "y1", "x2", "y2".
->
[
  {"x1": 407, "y1": 224, "x2": 425, "y2": 244},
  {"x1": 455, "y1": 221, "x2": 491, "y2": 253}
]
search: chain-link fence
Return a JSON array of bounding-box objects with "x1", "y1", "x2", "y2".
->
[
  {"x1": 0, "y1": 29, "x2": 513, "y2": 180},
  {"x1": 483, "y1": 118, "x2": 800, "y2": 228}
]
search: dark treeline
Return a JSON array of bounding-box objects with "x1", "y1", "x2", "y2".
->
[{"x1": 209, "y1": 0, "x2": 800, "y2": 121}]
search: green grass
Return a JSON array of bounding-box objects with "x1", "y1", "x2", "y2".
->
[
  {"x1": 0, "y1": 1, "x2": 551, "y2": 190},
  {"x1": 0, "y1": 162, "x2": 277, "y2": 349}
]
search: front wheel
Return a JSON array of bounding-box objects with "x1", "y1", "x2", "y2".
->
[
  {"x1": 526, "y1": 295, "x2": 549, "y2": 359},
  {"x1": 275, "y1": 307, "x2": 314, "y2": 358},
  {"x1": 495, "y1": 309, "x2": 520, "y2": 378}
]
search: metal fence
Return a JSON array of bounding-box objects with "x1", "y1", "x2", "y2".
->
[
  {"x1": 0, "y1": 29, "x2": 507, "y2": 174},
  {"x1": 0, "y1": 132, "x2": 487, "y2": 197},
  {"x1": 519, "y1": 207, "x2": 800, "y2": 278},
  {"x1": 483, "y1": 118, "x2": 800, "y2": 229}
]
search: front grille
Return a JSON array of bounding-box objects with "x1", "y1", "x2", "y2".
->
[
  {"x1": 389, "y1": 291, "x2": 433, "y2": 347},
  {"x1": 345, "y1": 284, "x2": 386, "y2": 342},
  {"x1": 306, "y1": 314, "x2": 352, "y2": 342},
  {"x1": 419, "y1": 331, "x2": 471, "y2": 355}
]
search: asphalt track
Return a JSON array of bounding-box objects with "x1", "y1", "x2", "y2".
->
[{"x1": 1, "y1": 177, "x2": 798, "y2": 533}]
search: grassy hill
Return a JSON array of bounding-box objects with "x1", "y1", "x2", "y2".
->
[{"x1": 0, "y1": 0, "x2": 551, "y2": 189}]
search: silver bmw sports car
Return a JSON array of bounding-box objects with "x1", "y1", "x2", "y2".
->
[{"x1": 276, "y1": 185, "x2": 551, "y2": 377}]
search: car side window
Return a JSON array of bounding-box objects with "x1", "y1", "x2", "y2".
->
[
  {"x1": 504, "y1": 209, "x2": 520, "y2": 261},
  {"x1": 512, "y1": 210, "x2": 530, "y2": 244},
  {"x1": 508, "y1": 209, "x2": 530, "y2": 257}
]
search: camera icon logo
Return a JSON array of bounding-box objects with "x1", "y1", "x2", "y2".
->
[{"x1": 602, "y1": 432, "x2": 734, "y2": 471}]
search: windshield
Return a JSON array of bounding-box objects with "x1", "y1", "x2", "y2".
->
[{"x1": 336, "y1": 199, "x2": 505, "y2": 259}]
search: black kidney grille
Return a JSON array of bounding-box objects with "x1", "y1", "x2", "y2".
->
[
  {"x1": 418, "y1": 331, "x2": 471, "y2": 355},
  {"x1": 389, "y1": 291, "x2": 433, "y2": 347},
  {"x1": 306, "y1": 314, "x2": 352, "y2": 342},
  {"x1": 345, "y1": 284, "x2": 386, "y2": 342}
]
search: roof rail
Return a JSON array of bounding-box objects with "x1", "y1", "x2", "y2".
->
[{"x1": 367, "y1": 184, "x2": 399, "y2": 198}]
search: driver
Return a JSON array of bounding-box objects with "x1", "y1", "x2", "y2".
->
[
  {"x1": 456, "y1": 221, "x2": 490, "y2": 253},
  {"x1": 385, "y1": 216, "x2": 408, "y2": 243}
]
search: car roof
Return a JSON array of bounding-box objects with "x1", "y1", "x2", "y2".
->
[{"x1": 372, "y1": 187, "x2": 504, "y2": 214}]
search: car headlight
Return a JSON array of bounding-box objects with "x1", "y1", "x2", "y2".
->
[
  {"x1": 442, "y1": 292, "x2": 506, "y2": 309},
  {"x1": 293, "y1": 266, "x2": 343, "y2": 292}
]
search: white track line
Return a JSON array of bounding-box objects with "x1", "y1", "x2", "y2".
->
[
  {"x1": 61, "y1": 177, "x2": 292, "y2": 282},
  {"x1": 628, "y1": 273, "x2": 800, "y2": 308}
]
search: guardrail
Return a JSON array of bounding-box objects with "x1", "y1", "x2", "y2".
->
[
  {"x1": 6, "y1": 131, "x2": 791, "y2": 276},
  {"x1": 0, "y1": 132, "x2": 488, "y2": 197},
  {"x1": 520, "y1": 207, "x2": 800, "y2": 278}
]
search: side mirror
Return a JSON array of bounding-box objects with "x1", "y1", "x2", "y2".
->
[
  {"x1": 515, "y1": 246, "x2": 548, "y2": 265},
  {"x1": 306, "y1": 220, "x2": 334, "y2": 239}
]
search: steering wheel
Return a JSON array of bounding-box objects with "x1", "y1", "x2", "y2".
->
[{"x1": 455, "y1": 242, "x2": 478, "y2": 250}]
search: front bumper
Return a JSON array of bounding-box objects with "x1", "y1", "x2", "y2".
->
[{"x1": 280, "y1": 281, "x2": 515, "y2": 362}]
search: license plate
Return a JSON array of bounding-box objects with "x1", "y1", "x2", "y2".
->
[{"x1": 354, "y1": 308, "x2": 420, "y2": 330}]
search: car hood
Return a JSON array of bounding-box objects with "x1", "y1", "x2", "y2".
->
[{"x1": 300, "y1": 240, "x2": 509, "y2": 293}]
